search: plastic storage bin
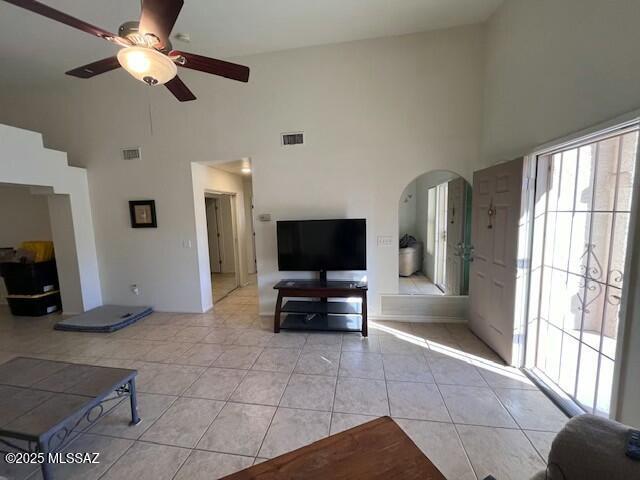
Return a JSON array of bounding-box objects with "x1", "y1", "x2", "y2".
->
[
  {"x1": 399, "y1": 242, "x2": 423, "y2": 277},
  {"x1": 20, "y1": 241, "x2": 54, "y2": 262},
  {"x1": 0, "y1": 260, "x2": 59, "y2": 295},
  {"x1": 6, "y1": 291, "x2": 61, "y2": 316}
]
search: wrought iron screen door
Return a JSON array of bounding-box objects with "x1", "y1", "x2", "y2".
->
[{"x1": 525, "y1": 125, "x2": 639, "y2": 416}]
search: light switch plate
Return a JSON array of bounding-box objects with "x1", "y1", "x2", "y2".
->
[
  {"x1": 258, "y1": 213, "x2": 272, "y2": 222},
  {"x1": 377, "y1": 235, "x2": 393, "y2": 247}
]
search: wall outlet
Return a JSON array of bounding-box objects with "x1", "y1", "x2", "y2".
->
[
  {"x1": 377, "y1": 235, "x2": 393, "y2": 247},
  {"x1": 130, "y1": 284, "x2": 140, "y2": 296}
]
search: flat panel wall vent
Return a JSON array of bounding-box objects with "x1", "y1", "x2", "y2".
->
[
  {"x1": 281, "y1": 132, "x2": 304, "y2": 146},
  {"x1": 122, "y1": 147, "x2": 142, "y2": 160}
]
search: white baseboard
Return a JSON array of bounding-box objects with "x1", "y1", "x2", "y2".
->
[
  {"x1": 370, "y1": 314, "x2": 467, "y2": 324},
  {"x1": 380, "y1": 294, "x2": 469, "y2": 319}
]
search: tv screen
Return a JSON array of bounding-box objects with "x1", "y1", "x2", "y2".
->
[{"x1": 277, "y1": 219, "x2": 366, "y2": 271}]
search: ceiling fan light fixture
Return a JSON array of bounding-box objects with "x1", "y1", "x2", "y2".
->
[
  {"x1": 117, "y1": 46, "x2": 177, "y2": 86},
  {"x1": 10, "y1": 0, "x2": 250, "y2": 102}
]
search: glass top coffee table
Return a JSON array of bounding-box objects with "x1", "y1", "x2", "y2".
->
[{"x1": 0, "y1": 357, "x2": 140, "y2": 480}]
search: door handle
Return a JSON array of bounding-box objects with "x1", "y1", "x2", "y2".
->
[
  {"x1": 464, "y1": 245, "x2": 475, "y2": 262},
  {"x1": 487, "y1": 198, "x2": 496, "y2": 229}
]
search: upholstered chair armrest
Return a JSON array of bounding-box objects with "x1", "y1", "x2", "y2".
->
[{"x1": 541, "y1": 414, "x2": 639, "y2": 480}]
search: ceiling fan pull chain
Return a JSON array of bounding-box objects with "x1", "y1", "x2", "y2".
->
[{"x1": 147, "y1": 88, "x2": 154, "y2": 136}]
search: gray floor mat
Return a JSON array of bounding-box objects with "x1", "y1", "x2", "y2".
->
[{"x1": 54, "y1": 305, "x2": 153, "y2": 332}]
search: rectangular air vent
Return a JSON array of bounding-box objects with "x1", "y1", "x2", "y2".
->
[
  {"x1": 122, "y1": 147, "x2": 142, "y2": 161},
  {"x1": 281, "y1": 132, "x2": 304, "y2": 146}
]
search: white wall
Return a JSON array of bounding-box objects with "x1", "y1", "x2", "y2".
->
[
  {"x1": 482, "y1": 0, "x2": 640, "y2": 164},
  {"x1": 0, "y1": 185, "x2": 52, "y2": 248},
  {"x1": 398, "y1": 180, "x2": 417, "y2": 239},
  {"x1": 0, "y1": 25, "x2": 485, "y2": 316},
  {"x1": 482, "y1": 0, "x2": 640, "y2": 426}
]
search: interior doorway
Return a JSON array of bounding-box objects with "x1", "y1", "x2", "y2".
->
[
  {"x1": 205, "y1": 193, "x2": 240, "y2": 303},
  {"x1": 193, "y1": 157, "x2": 258, "y2": 310},
  {"x1": 397, "y1": 170, "x2": 471, "y2": 297},
  {"x1": 0, "y1": 184, "x2": 57, "y2": 310},
  {"x1": 0, "y1": 182, "x2": 97, "y2": 316},
  {"x1": 524, "y1": 123, "x2": 639, "y2": 417}
]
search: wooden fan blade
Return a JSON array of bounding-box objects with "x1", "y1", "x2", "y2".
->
[
  {"x1": 171, "y1": 50, "x2": 250, "y2": 83},
  {"x1": 139, "y1": 0, "x2": 183, "y2": 51},
  {"x1": 165, "y1": 76, "x2": 196, "y2": 102},
  {"x1": 2, "y1": 0, "x2": 129, "y2": 46},
  {"x1": 66, "y1": 56, "x2": 121, "y2": 79}
]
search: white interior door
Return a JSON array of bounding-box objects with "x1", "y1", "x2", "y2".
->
[
  {"x1": 446, "y1": 177, "x2": 465, "y2": 295},
  {"x1": 206, "y1": 198, "x2": 222, "y2": 274},
  {"x1": 250, "y1": 194, "x2": 257, "y2": 274},
  {"x1": 469, "y1": 158, "x2": 523, "y2": 363},
  {"x1": 434, "y1": 182, "x2": 448, "y2": 291},
  {"x1": 218, "y1": 196, "x2": 236, "y2": 274},
  {"x1": 425, "y1": 187, "x2": 437, "y2": 281}
]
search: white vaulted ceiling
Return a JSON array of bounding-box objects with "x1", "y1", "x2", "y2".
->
[{"x1": 0, "y1": 0, "x2": 502, "y2": 86}]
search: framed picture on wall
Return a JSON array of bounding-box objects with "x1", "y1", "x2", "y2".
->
[{"x1": 129, "y1": 200, "x2": 157, "y2": 228}]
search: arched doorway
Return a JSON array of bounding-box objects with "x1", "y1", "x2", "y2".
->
[{"x1": 397, "y1": 169, "x2": 472, "y2": 296}]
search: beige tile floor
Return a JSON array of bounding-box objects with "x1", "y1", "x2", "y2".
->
[
  {"x1": 399, "y1": 273, "x2": 444, "y2": 295},
  {"x1": 211, "y1": 273, "x2": 240, "y2": 303},
  {"x1": 0, "y1": 282, "x2": 568, "y2": 480}
]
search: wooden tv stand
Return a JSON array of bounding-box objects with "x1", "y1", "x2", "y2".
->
[{"x1": 273, "y1": 280, "x2": 368, "y2": 336}]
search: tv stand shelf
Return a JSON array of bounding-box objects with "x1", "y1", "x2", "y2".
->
[
  {"x1": 273, "y1": 280, "x2": 368, "y2": 336},
  {"x1": 281, "y1": 300, "x2": 361, "y2": 315}
]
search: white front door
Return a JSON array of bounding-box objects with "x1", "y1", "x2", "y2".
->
[{"x1": 469, "y1": 157, "x2": 523, "y2": 363}]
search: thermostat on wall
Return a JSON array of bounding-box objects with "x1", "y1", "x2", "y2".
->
[{"x1": 258, "y1": 214, "x2": 272, "y2": 222}]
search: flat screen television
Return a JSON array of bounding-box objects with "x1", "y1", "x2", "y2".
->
[{"x1": 277, "y1": 219, "x2": 366, "y2": 272}]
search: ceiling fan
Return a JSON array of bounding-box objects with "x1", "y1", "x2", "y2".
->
[{"x1": 2, "y1": 0, "x2": 250, "y2": 101}]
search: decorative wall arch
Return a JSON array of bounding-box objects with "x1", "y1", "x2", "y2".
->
[
  {"x1": 0, "y1": 124, "x2": 102, "y2": 313},
  {"x1": 396, "y1": 168, "x2": 470, "y2": 294}
]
